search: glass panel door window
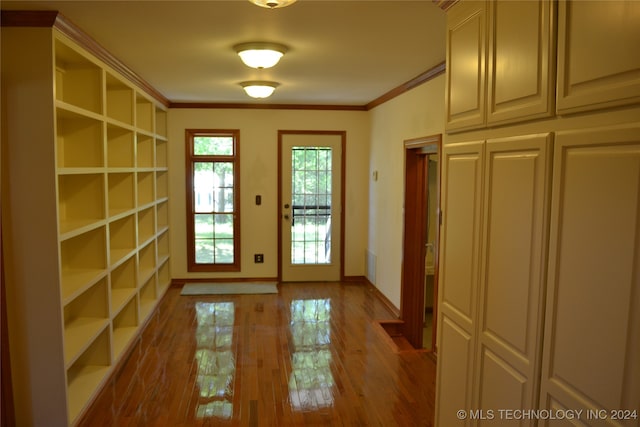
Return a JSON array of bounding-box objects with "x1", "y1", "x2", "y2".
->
[{"x1": 187, "y1": 130, "x2": 240, "y2": 271}]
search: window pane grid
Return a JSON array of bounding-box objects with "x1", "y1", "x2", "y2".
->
[
  {"x1": 188, "y1": 130, "x2": 239, "y2": 270},
  {"x1": 291, "y1": 147, "x2": 332, "y2": 265}
]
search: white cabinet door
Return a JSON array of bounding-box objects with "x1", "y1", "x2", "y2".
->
[
  {"x1": 446, "y1": 1, "x2": 487, "y2": 132},
  {"x1": 556, "y1": 0, "x2": 640, "y2": 114},
  {"x1": 436, "y1": 141, "x2": 484, "y2": 426},
  {"x1": 473, "y1": 134, "x2": 552, "y2": 426},
  {"x1": 487, "y1": 1, "x2": 555, "y2": 125},
  {"x1": 540, "y1": 124, "x2": 640, "y2": 426}
]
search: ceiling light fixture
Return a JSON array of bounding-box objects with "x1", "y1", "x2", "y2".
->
[
  {"x1": 234, "y1": 42, "x2": 288, "y2": 69},
  {"x1": 240, "y1": 81, "x2": 280, "y2": 98},
  {"x1": 248, "y1": 0, "x2": 297, "y2": 9}
]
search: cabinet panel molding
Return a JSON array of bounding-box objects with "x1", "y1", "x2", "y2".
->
[
  {"x1": 439, "y1": 142, "x2": 485, "y2": 329},
  {"x1": 540, "y1": 124, "x2": 640, "y2": 419},
  {"x1": 446, "y1": 0, "x2": 487, "y2": 131},
  {"x1": 487, "y1": 0, "x2": 555, "y2": 125},
  {"x1": 557, "y1": 0, "x2": 640, "y2": 114},
  {"x1": 435, "y1": 315, "x2": 474, "y2": 427}
]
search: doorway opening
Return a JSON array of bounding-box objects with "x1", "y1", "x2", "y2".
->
[{"x1": 401, "y1": 135, "x2": 441, "y2": 352}]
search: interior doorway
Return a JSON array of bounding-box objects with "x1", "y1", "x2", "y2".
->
[{"x1": 401, "y1": 135, "x2": 441, "y2": 352}]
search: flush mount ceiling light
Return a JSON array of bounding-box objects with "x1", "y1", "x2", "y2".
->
[
  {"x1": 240, "y1": 81, "x2": 280, "y2": 98},
  {"x1": 248, "y1": 0, "x2": 297, "y2": 9},
  {"x1": 234, "y1": 42, "x2": 288, "y2": 69}
]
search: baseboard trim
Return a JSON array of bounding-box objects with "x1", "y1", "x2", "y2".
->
[{"x1": 363, "y1": 278, "x2": 400, "y2": 318}]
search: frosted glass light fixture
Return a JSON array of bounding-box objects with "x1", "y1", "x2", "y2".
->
[
  {"x1": 234, "y1": 42, "x2": 288, "y2": 69},
  {"x1": 240, "y1": 81, "x2": 280, "y2": 98},
  {"x1": 248, "y1": 0, "x2": 297, "y2": 8}
]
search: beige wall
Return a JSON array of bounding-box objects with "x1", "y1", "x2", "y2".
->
[
  {"x1": 367, "y1": 75, "x2": 446, "y2": 309},
  {"x1": 167, "y1": 108, "x2": 370, "y2": 280}
]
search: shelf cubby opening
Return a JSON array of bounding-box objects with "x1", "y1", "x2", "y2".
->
[
  {"x1": 137, "y1": 171, "x2": 154, "y2": 206},
  {"x1": 110, "y1": 255, "x2": 137, "y2": 316},
  {"x1": 139, "y1": 275, "x2": 157, "y2": 321},
  {"x1": 56, "y1": 109, "x2": 104, "y2": 169},
  {"x1": 155, "y1": 138, "x2": 168, "y2": 169},
  {"x1": 157, "y1": 230, "x2": 169, "y2": 263},
  {"x1": 137, "y1": 207, "x2": 156, "y2": 245},
  {"x1": 107, "y1": 173, "x2": 135, "y2": 218},
  {"x1": 66, "y1": 328, "x2": 111, "y2": 423},
  {"x1": 157, "y1": 259, "x2": 171, "y2": 293},
  {"x1": 63, "y1": 278, "x2": 109, "y2": 367},
  {"x1": 136, "y1": 133, "x2": 154, "y2": 168},
  {"x1": 58, "y1": 173, "x2": 105, "y2": 235},
  {"x1": 138, "y1": 240, "x2": 156, "y2": 284},
  {"x1": 112, "y1": 295, "x2": 138, "y2": 361},
  {"x1": 109, "y1": 215, "x2": 136, "y2": 266},
  {"x1": 155, "y1": 171, "x2": 168, "y2": 200},
  {"x1": 105, "y1": 73, "x2": 134, "y2": 125},
  {"x1": 156, "y1": 201, "x2": 169, "y2": 231},
  {"x1": 55, "y1": 40, "x2": 102, "y2": 114},
  {"x1": 135, "y1": 95, "x2": 153, "y2": 133},
  {"x1": 107, "y1": 125, "x2": 134, "y2": 168},
  {"x1": 155, "y1": 107, "x2": 167, "y2": 138},
  {"x1": 60, "y1": 227, "x2": 107, "y2": 302}
]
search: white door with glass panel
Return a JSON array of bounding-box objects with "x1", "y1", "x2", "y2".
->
[{"x1": 280, "y1": 133, "x2": 342, "y2": 282}]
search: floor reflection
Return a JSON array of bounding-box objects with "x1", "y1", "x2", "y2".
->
[
  {"x1": 289, "y1": 299, "x2": 334, "y2": 410},
  {"x1": 194, "y1": 302, "x2": 235, "y2": 419}
]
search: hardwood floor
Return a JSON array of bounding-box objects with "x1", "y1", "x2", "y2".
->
[{"x1": 77, "y1": 282, "x2": 436, "y2": 427}]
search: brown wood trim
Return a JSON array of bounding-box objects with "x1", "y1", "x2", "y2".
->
[
  {"x1": 1, "y1": 225, "x2": 16, "y2": 427},
  {"x1": 1, "y1": 10, "x2": 169, "y2": 107},
  {"x1": 342, "y1": 275, "x2": 367, "y2": 282},
  {"x1": 184, "y1": 129, "x2": 242, "y2": 273},
  {"x1": 1, "y1": 10, "x2": 58, "y2": 26},
  {"x1": 366, "y1": 61, "x2": 446, "y2": 110},
  {"x1": 364, "y1": 278, "x2": 400, "y2": 318},
  {"x1": 404, "y1": 134, "x2": 442, "y2": 149},
  {"x1": 170, "y1": 102, "x2": 367, "y2": 111},
  {"x1": 433, "y1": 0, "x2": 459, "y2": 12}
]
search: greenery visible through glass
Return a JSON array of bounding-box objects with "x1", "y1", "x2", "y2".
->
[
  {"x1": 291, "y1": 147, "x2": 332, "y2": 265},
  {"x1": 194, "y1": 136, "x2": 234, "y2": 156}
]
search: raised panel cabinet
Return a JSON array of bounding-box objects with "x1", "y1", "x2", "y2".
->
[
  {"x1": 556, "y1": 0, "x2": 640, "y2": 114},
  {"x1": 539, "y1": 124, "x2": 640, "y2": 425},
  {"x1": 445, "y1": 1, "x2": 487, "y2": 131},
  {"x1": 487, "y1": 1, "x2": 554, "y2": 125},
  {"x1": 446, "y1": 0, "x2": 555, "y2": 132},
  {"x1": 435, "y1": 141, "x2": 484, "y2": 426},
  {"x1": 473, "y1": 134, "x2": 552, "y2": 425}
]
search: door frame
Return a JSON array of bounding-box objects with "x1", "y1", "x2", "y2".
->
[
  {"x1": 277, "y1": 130, "x2": 346, "y2": 282},
  {"x1": 401, "y1": 134, "x2": 441, "y2": 351}
]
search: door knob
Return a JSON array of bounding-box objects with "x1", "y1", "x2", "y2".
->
[{"x1": 284, "y1": 214, "x2": 290, "y2": 220}]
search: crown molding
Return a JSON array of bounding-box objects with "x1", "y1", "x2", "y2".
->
[
  {"x1": 3, "y1": 9, "x2": 445, "y2": 112},
  {"x1": 433, "y1": 0, "x2": 459, "y2": 12}
]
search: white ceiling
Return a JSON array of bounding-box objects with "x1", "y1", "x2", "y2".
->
[{"x1": 2, "y1": 0, "x2": 447, "y2": 106}]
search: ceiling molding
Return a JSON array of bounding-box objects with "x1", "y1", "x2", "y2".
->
[
  {"x1": 3, "y1": 9, "x2": 445, "y2": 112},
  {"x1": 169, "y1": 102, "x2": 367, "y2": 111},
  {"x1": 432, "y1": 0, "x2": 459, "y2": 12},
  {"x1": 365, "y1": 61, "x2": 446, "y2": 110}
]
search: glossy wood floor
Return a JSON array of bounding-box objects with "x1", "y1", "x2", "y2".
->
[{"x1": 78, "y1": 282, "x2": 436, "y2": 427}]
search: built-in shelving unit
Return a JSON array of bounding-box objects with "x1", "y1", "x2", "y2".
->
[{"x1": 2, "y1": 20, "x2": 171, "y2": 426}]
